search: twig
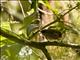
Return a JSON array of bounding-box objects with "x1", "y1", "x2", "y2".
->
[
  {"x1": 18, "y1": 0, "x2": 26, "y2": 17},
  {"x1": 1, "y1": 4, "x2": 80, "y2": 60},
  {"x1": 28, "y1": 20, "x2": 58, "y2": 40},
  {"x1": 41, "y1": 47, "x2": 51, "y2": 60},
  {"x1": 1, "y1": 27, "x2": 80, "y2": 49},
  {"x1": 63, "y1": 4, "x2": 79, "y2": 16},
  {"x1": 1, "y1": 27, "x2": 80, "y2": 60},
  {"x1": 28, "y1": 4, "x2": 80, "y2": 40}
]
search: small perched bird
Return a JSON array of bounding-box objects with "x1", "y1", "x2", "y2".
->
[{"x1": 41, "y1": 29, "x2": 62, "y2": 40}]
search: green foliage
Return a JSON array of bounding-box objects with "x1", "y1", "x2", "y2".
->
[
  {"x1": 31, "y1": 0, "x2": 38, "y2": 11},
  {"x1": 23, "y1": 12, "x2": 38, "y2": 37},
  {"x1": 1, "y1": 43, "x2": 22, "y2": 60},
  {"x1": 0, "y1": 0, "x2": 80, "y2": 60}
]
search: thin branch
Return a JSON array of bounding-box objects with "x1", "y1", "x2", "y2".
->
[
  {"x1": 28, "y1": 4, "x2": 80, "y2": 40},
  {"x1": 1, "y1": 27, "x2": 80, "y2": 60},
  {"x1": 1, "y1": 28, "x2": 80, "y2": 49},
  {"x1": 18, "y1": 0, "x2": 26, "y2": 17},
  {"x1": 0, "y1": 27, "x2": 28, "y2": 45},
  {"x1": 41, "y1": 41, "x2": 80, "y2": 49},
  {"x1": 41, "y1": 47, "x2": 51, "y2": 60},
  {"x1": 28, "y1": 20, "x2": 58, "y2": 40},
  {"x1": 63, "y1": 4, "x2": 79, "y2": 16},
  {"x1": 1, "y1": 2, "x2": 80, "y2": 60}
]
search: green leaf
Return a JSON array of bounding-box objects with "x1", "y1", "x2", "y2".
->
[
  {"x1": 23, "y1": 12, "x2": 38, "y2": 29},
  {"x1": 10, "y1": 22, "x2": 22, "y2": 34},
  {"x1": 0, "y1": 27, "x2": 25, "y2": 45},
  {"x1": 0, "y1": 36, "x2": 15, "y2": 48},
  {"x1": 22, "y1": 12, "x2": 38, "y2": 37}
]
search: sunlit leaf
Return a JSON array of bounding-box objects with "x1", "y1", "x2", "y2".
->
[{"x1": 23, "y1": 12, "x2": 38, "y2": 27}]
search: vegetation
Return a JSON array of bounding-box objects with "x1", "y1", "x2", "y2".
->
[{"x1": 0, "y1": 0, "x2": 80, "y2": 60}]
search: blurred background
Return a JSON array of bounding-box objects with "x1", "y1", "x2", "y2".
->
[{"x1": 0, "y1": 0, "x2": 80, "y2": 60}]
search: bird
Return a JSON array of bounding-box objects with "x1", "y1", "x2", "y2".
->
[{"x1": 41, "y1": 29, "x2": 62, "y2": 40}]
